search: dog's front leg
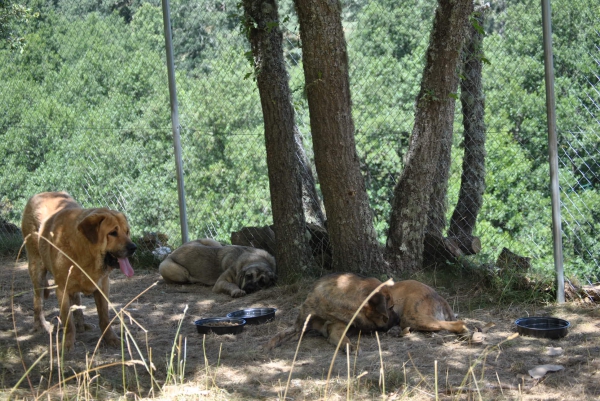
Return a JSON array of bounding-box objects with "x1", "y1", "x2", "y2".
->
[
  {"x1": 93, "y1": 278, "x2": 119, "y2": 347},
  {"x1": 212, "y1": 279, "x2": 246, "y2": 298},
  {"x1": 324, "y1": 320, "x2": 356, "y2": 354},
  {"x1": 55, "y1": 287, "x2": 76, "y2": 351},
  {"x1": 70, "y1": 293, "x2": 93, "y2": 332}
]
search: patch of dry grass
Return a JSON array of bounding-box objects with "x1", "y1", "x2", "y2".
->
[{"x1": 1, "y1": 255, "x2": 599, "y2": 400}]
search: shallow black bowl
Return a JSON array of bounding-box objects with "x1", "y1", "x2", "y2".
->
[
  {"x1": 515, "y1": 317, "x2": 570, "y2": 339},
  {"x1": 226, "y1": 308, "x2": 277, "y2": 325},
  {"x1": 194, "y1": 317, "x2": 246, "y2": 335}
]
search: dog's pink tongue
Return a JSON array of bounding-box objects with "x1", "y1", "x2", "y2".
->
[{"x1": 118, "y1": 258, "x2": 134, "y2": 278}]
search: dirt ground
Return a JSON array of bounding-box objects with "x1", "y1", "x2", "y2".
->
[{"x1": 1, "y1": 256, "x2": 599, "y2": 400}]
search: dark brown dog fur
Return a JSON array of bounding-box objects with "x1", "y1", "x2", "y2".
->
[
  {"x1": 266, "y1": 273, "x2": 398, "y2": 353},
  {"x1": 389, "y1": 280, "x2": 468, "y2": 334},
  {"x1": 21, "y1": 191, "x2": 137, "y2": 350},
  {"x1": 158, "y1": 239, "x2": 277, "y2": 298}
]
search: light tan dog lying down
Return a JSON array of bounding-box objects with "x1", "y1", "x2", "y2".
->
[{"x1": 158, "y1": 238, "x2": 277, "y2": 298}]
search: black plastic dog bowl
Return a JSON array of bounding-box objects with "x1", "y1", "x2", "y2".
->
[
  {"x1": 515, "y1": 317, "x2": 570, "y2": 339},
  {"x1": 226, "y1": 308, "x2": 277, "y2": 325},
  {"x1": 194, "y1": 317, "x2": 246, "y2": 335}
]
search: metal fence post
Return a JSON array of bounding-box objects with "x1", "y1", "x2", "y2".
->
[
  {"x1": 541, "y1": 0, "x2": 564, "y2": 303},
  {"x1": 161, "y1": 0, "x2": 189, "y2": 244}
]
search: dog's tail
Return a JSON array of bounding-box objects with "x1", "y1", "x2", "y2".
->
[
  {"x1": 436, "y1": 319, "x2": 469, "y2": 334},
  {"x1": 413, "y1": 316, "x2": 469, "y2": 334},
  {"x1": 264, "y1": 326, "x2": 299, "y2": 350}
]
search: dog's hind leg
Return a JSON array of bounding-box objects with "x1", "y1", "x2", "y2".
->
[
  {"x1": 158, "y1": 259, "x2": 196, "y2": 284},
  {"x1": 28, "y1": 260, "x2": 53, "y2": 334}
]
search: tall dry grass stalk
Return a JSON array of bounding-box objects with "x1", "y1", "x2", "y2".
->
[
  {"x1": 282, "y1": 313, "x2": 311, "y2": 401},
  {"x1": 165, "y1": 305, "x2": 189, "y2": 386},
  {"x1": 375, "y1": 331, "x2": 385, "y2": 396}
]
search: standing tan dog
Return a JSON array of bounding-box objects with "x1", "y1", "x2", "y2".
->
[
  {"x1": 266, "y1": 273, "x2": 398, "y2": 353},
  {"x1": 158, "y1": 239, "x2": 277, "y2": 298},
  {"x1": 389, "y1": 280, "x2": 468, "y2": 334},
  {"x1": 21, "y1": 191, "x2": 137, "y2": 350}
]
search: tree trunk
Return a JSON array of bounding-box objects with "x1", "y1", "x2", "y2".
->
[
  {"x1": 385, "y1": 0, "x2": 473, "y2": 272},
  {"x1": 448, "y1": 6, "x2": 488, "y2": 240},
  {"x1": 242, "y1": 0, "x2": 315, "y2": 282},
  {"x1": 295, "y1": 131, "x2": 326, "y2": 227},
  {"x1": 294, "y1": 0, "x2": 384, "y2": 273},
  {"x1": 424, "y1": 107, "x2": 453, "y2": 244}
]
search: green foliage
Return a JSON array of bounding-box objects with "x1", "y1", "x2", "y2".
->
[
  {"x1": 0, "y1": 0, "x2": 598, "y2": 282},
  {"x1": 0, "y1": 0, "x2": 38, "y2": 50},
  {"x1": 478, "y1": 0, "x2": 600, "y2": 281}
]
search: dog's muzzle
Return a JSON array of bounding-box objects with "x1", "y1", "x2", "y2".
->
[{"x1": 125, "y1": 242, "x2": 137, "y2": 256}]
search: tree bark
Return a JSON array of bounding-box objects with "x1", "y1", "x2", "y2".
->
[
  {"x1": 386, "y1": 0, "x2": 473, "y2": 272},
  {"x1": 294, "y1": 0, "x2": 384, "y2": 273},
  {"x1": 242, "y1": 0, "x2": 315, "y2": 282},
  {"x1": 425, "y1": 106, "x2": 453, "y2": 242},
  {"x1": 448, "y1": 6, "x2": 487, "y2": 240},
  {"x1": 295, "y1": 131, "x2": 326, "y2": 227},
  {"x1": 423, "y1": 233, "x2": 481, "y2": 264}
]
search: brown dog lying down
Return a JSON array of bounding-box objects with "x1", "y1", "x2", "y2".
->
[
  {"x1": 266, "y1": 273, "x2": 399, "y2": 353},
  {"x1": 21, "y1": 191, "x2": 137, "y2": 350},
  {"x1": 158, "y1": 238, "x2": 277, "y2": 298},
  {"x1": 389, "y1": 280, "x2": 468, "y2": 335}
]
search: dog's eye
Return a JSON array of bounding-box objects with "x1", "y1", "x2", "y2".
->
[{"x1": 109, "y1": 230, "x2": 118, "y2": 237}]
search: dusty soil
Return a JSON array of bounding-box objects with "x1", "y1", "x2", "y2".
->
[{"x1": 1, "y1": 256, "x2": 599, "y2": 400}]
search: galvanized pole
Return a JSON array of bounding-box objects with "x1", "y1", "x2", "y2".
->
[
  {"x1": 541, "y1": 0, "x2": 564, "y2": 303},
  {"x1": 161, "y1": 0, "x2": 189, "y2": 244}
]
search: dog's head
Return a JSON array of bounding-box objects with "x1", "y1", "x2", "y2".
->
[
  {"x1": 236, "y1": 263, "x2": 277, "y2": 294},
  {"x1": 365, "y1": 286, "x2": 399, "y2": 330},
  {"x1": 78, "y1": 208, "x2": 137, "y2": 277}
]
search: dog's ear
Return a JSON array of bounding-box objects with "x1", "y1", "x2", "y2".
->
[
  {"x1": 380, "y1": 287, "x2": 394, "y2": 309},
  {"x1": 78, "y1": 213, "x2": 106, "y2": 244},
  {"x1": 368, "y1": 293, "x2": 389, "y2": 319}
]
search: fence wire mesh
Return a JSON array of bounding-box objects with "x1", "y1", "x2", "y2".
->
[{"x1": 0, "y1": 0, "x2": 598, "y2": 284}]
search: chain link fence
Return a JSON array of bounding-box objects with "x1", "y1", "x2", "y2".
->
[{"x1": 0, "y1": 0, "x2": 598, "y2": 285}]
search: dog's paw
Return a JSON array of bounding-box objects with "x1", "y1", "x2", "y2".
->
[
  {"x1": 34, "y1": 320, "x2": 54, "y2": 334},
  {"x1": 62, "y1": 342, "x2": 75, "y2": 352},
  {"x1": 344, "y1": 343, "x2": 360, "y2": 356},
  {"x1": 231, "y1": 289, "x2": 247, "y2": 298},
  {"x1": 103, "y1": 330, "x2": 121, "y2": 347},
  {"x1": 75, "y1": 321, "x2": 95, "y2": 332},
  {"x1": 62, "y1": 333, "x2": 76, "y2": 352}
]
